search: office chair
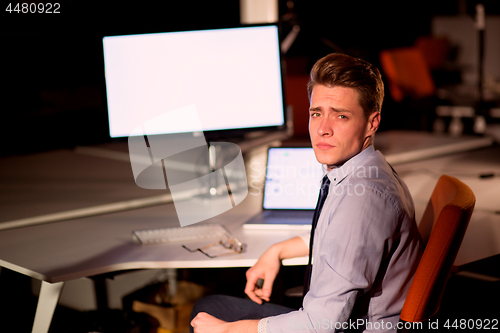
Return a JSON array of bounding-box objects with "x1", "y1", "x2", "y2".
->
[
  {"x1": 414, "y1": 36, "x2": 451, "y2": 72},
  {"x1": 415, "y1": 35, "x2": 465, "y2": 88},
  {"x1": 398, "y1": 175, "x2": 476, "y2": 330},
  {"x1": 380, "y1": 46, "x2": 436, "y2": 104},
  {"x1": 379, "y1": 46, "x2": 440, "y2": 131},
  {"x1": 379, "y1": 46, "x2": 479, "y2": 134}
]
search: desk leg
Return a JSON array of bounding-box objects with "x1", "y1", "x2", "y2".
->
[
  {"x1": 31, "y1": 281, "x2": 64, "y2": 333},
  {"x1": 166, "y1": 268, "x2": 177, "y2": 298}
]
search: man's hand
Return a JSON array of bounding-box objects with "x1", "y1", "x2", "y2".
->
[
  {"x1": 191, "y1": 312, "x2": 258, "y2": 333},
  {"x1": 191, "y1": 312, "x2": 230, "y2": 333},
  {"x1": 245, "y1": 245, "x2": 281, "y2": 304},
  {"x1": 244, "y1": 236, "x2": 309, "y2": 304}
]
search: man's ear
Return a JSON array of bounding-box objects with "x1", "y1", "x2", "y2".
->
[{"x1": 366, "y1": 112, "x2": 381, "y2": 136}]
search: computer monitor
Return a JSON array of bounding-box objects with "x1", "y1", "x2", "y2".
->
[{"x1": 102, "y1": 24, "x2": 287, "y2": 141}]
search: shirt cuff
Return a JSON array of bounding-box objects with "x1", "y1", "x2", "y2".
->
[{"x1": 258, "y1": 317, "x2": 271, "y2": 333}]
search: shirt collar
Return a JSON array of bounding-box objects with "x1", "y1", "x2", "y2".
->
[{"x1": 326, "y1": 145, "x2": 375, "y2": 185}]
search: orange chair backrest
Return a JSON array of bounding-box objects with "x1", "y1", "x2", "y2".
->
[
  {"x1": 400, "y1": 175, "x2": 475, "y2": 322},
  {"x1": 379, "y1": 47, "x2": 436, "y2": 102},
  {"x1": 415, "y1": 36, "x2": 451, "y2": 70}
]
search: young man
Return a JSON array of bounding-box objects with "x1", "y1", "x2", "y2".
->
[{"x1": 190, "y1": 53, "x2": 423, "y2": 332}]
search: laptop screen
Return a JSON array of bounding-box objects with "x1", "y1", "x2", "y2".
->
[{"x1": 263, "y1": 147, "x2": 324, "y2": 210}]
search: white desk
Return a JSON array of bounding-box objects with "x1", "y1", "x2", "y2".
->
[
  {"x1": 393, "y1": 145, "x2": 500, "y2": 267},
  {"x1": 0, "y1": 130, "x2": 497, "y2": 333},
  {"x1": 0, "y1": 196, "x2": 307, "y2": 333},
  {"x1": 0, "y1": 143, "x2": 307, "y2": 333},
  {"x1": 0, "y1": 147, "x2": 160, "y2": 228}
]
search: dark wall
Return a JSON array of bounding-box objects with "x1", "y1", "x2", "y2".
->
[
  {"x1": 1, "y1": 1, "x2": 497, "y2": 157},
  {"x1": 1, "y1": 1, "x2": 241, "y2": 157}
]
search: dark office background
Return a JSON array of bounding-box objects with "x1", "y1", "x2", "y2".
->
[
  {"x1": 1, "y1": 0, "x2": 499, "y2": 158},
  {"x1": 1, "y1": 2, "x2": 500, "y2": 332}
]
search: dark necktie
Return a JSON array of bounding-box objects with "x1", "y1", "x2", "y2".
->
[{"x1": 303, "y1": 175, "x2": 331, "y2": 295}]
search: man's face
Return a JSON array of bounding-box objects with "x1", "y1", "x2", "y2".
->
[{"x1": 309, "y1": 85, "x2": 380, "y2": 170}]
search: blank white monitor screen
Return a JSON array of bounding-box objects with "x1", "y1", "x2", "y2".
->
[{"x1": 103, "y1": 25, "x2": 285, "y2": 138}]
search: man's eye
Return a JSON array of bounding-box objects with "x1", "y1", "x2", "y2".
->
[
  {"x1": 311, "y1": 112, "x2": 321, "y2": 117},
  {"x1": 338, "y1": 115, "x2": 347, "y2": 119}
]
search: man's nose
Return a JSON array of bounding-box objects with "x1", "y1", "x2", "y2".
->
[{"x1": 317, "y1": 118, "x2": 332, "y2": 136}]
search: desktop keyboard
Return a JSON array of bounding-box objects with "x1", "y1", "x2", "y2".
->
[{"x1": 132, "y1": 223, "x2": 229, "y2": 245}]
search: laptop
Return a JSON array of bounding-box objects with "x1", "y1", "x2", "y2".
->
[{"x1": 243, "y1": 147, "x2": 324, "y2": 230}]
